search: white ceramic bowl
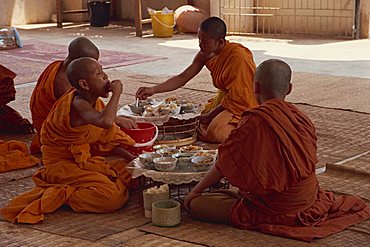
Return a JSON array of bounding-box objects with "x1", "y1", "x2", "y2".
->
[
  {"x1": 156, "y1": 148, "x2": 180, "y2": 157},
  {"x1": 172, "y1": 152, "x2": 194, "y2": 169},
  {"x1": 191, "y1": 156, "x2": 216, "y2": 172},
  {"x1": 139, "y1": 152, "x2": 162, "y2": 169},
  {"x1": 153, "y1": 157, "x2": 177, "y2": 171}
]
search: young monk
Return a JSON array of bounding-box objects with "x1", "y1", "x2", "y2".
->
[
  {"x1": 1, "y1": 57, "x2": 137, "y2": 224},
  {"x1": 29, "y1": 37, "x2": 99, "y2": 154},
  {"x1": 29, "y1": 37, "x2": 136, "y2": 154},
  {"x1": 136, "y1": 17, "x2": 257, "y2": 143},
  {"x1": 184, "y1": 59, "x2": 370, "y2": 242}
]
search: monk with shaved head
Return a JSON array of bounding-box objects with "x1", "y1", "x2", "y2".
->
[
  {"x1": 184, "y1": 59, "x2": 369, "y2": 242},
  {"x1": 1, "y1": 57, "x2": 137, "y2": 223},
  {"x1": 136, "y1": 17, "x2": 257, "y2": 143},
  {"x1": 29, "y1": 37, "x2": 100, "y2": 154}
]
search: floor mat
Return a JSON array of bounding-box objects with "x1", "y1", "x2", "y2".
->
[
  {"x1": 139, "y1": 214, "x2": 312, "y2": 247},
  {"x1": 0, "y1": 41, "x2": 166, "y2": 85}
]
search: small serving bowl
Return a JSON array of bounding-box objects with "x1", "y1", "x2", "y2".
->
[
  {"x1": 129, "y1": 104, "x2": 145, "y2": 115},
  {"x1": 172, "y1": 152, "x2": 194, "y2": 170},
  {"x1": 156, "y1": 148, "x2": 180, "y2": 157},
  {"x1": 153, "y1": 157, "x2": 177, "y2": 171},
  {"x1": 191, "y1": 156, "x2": 216, "y2": 172},
  {"x1": 139, "y1": 152, "x2": 162, "y2": 169}
]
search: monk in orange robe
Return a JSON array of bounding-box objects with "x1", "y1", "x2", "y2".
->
[
  {"x1": 29, "y1": 37, "x2": 100, "y2": 154},
  {"x1": 184, "y1": 59, "x2": 369, "y2": 242},
  {"x1": 136, "y1": 17, "x2": 257, "y2": 143},
  {"x1": 0, "y1": 64, "x2": 33, "y2": 133},
  {"x1": 1, "y1": 58, "x2": 137, "y2": 224}
]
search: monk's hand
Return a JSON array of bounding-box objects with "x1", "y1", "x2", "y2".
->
[
  {"x1": 110, "y1": 80, "x2": 123, "y2": 95},
  {"x1": 184, "y1": 190, "x2": 201, "y2": 212},
  {"x1": 116, "y1": 116, "x2": 138, "y2": 129},
  {"x1": 198, "y1": 113, "x2": 213, "y2": 125},
  {"x1": 136, "y1": 87, "x2": 155, "y2": 100}
]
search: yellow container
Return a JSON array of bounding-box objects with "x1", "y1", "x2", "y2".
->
[{"x1": 150, "y1": 11, "x2": 175, "y2": 37}]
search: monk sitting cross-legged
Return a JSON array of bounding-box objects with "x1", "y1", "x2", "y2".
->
[
  {"x1": 29, "y1": 37, "x2": 99, "y2": 154},
  {"x1": 184, "y1": 59, "x2": 370, "y2": 242},
  {"x1": 136, "y1": 17, "x2": 258, "y2": 143},
  {"x1": 1, "y1": 57, "x2": 138, "y2": 224}
]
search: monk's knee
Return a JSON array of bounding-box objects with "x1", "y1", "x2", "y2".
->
[{"x1": 68, "y1": 186, "x2": 129, "y2": 213}]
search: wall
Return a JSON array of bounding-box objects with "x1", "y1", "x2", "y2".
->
[{"x1": 0, "y1": 0, "x2": 55, "y2": 26}]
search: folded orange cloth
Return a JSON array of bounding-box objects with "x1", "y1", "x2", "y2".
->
[
  {"x1": 1, "y1": 89, "x2": 135, "y2": 224},
  {"x1": 0, "y1": 140, "x2": 39, "y2": 173}
]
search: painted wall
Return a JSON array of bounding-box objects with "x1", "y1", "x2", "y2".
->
[{"x1": 0, "y1": 0, "x2": 56, "y2": 26}]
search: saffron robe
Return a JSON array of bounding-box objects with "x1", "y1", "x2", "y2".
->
[
  {"x1": 0, "y1": 89, "x2": 135, "y2": 224},
  {"x1": 216, "y1": 98, "x2": 369, "y2": 242},
  {"x1": 198, "y1": 41, "x2": 258, "y2": 143},
  {"x1": 0, "y1": 140, "x2": 39, "y2": 172},
  {"x1": 29, "y1": 61, "x2": 63, "y2": 153}
]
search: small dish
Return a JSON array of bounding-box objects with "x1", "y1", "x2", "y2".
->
[
  {"x1": 129, "y1": 104, "x2": 145, "y2": 115},
  {"x1": 139, "y1": 152, "x2": 162, "y2": 169},
  {"x1": 191, "y1": 156, "x2": 216, "y2": 172},
  {"x1": 172, "y1": 152, "x2": 194, "y2": 169},
  {"x1": 179, "y1": 145, "x2": 203, "y2": 153},
  {"x1": 153, "y1": 157, "x2": 177, "y2": 171},
  {"x1": 153, "y1": 144, "x2": 176, "y2": 151},
  {"x1": 156, "y1": 148, "x2": 180, "y2": 157}
]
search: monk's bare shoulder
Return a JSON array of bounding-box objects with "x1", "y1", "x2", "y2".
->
[{"x1": 70, "y1": 95, "x2": 90, "y2": 127}]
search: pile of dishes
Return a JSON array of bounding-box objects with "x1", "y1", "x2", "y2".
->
[
  {"x1": 138, "y1": 144, "x2": 218, "y2": 172},
  {"x1": 128, "y1": 97, "x2": 200, "y2": 117}
]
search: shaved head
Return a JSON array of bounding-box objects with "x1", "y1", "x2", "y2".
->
[
  {"x1": 255, "y1": 59, "x2": 292, "y2": 97},
  {"x1": 66, "y1": 57, "x2": 98, "y2": 89},
  {"x1": 199, "y1": 17, "x2": 227, "y2": 40},
  {"x1": 68, "y1": 37, "x2": 99, "y2": 61}
]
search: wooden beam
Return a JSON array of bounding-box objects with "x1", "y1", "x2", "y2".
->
[
  {"x1": 134, "y1": 0, "x2": 143, "y2": 37},
  {"x1": 56, "y1": 0, "x2": 63, "y2": 28}
]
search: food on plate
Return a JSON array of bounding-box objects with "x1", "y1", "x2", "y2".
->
[{"x1": 179, "y1": 145, "x2": 203, "y2": 152}]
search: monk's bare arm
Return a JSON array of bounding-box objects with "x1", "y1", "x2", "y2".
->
[
  {"x1": 72, "y1": 80, "x2": 122, "y2": 128},
  {"x1": 136, "y1": 52, "x2": 206, "y2": 99},
  {"x1": 54, "y1": 74, "x2": 72, "y2": 99},
  {"x1": 184, "y1": 165, "x2": 224, "y2": 210}
]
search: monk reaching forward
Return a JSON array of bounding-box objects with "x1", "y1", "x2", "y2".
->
[
  {"x1": 184, "y1": 59, "x2": 369, "y2": 242},
  {"x1": 136, "y1": 17, "x2": 258, "y2": 143},
  {"x1": 1, "y1": 57, "x2": 137, "y2": 224}
]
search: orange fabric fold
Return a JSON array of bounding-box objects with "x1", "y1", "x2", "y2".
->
[
  {"x1": 205, "y1": 41, "x2": 258, "y2": 121},
  {"x1": 216, "y1": 98, "x2": 369, "y2": 242},
  {"x1": 1, "y1": 90, "x2": 135, "y2": 224},
  {"x1": 0, "y1": 140, "x2": 39, "y2": 173},
  {"x1": 29, "y1": 61, "x2": 63, "y2": 153}
]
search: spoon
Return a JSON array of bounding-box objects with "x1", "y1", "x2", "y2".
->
[{"x1": 135, "y1": 97, "x2": 139, "y2": 107}]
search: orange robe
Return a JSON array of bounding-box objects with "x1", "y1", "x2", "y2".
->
[
  {"x1": 198, "y1": 41, "x2": 258, "y2": 143},
  {"x1": 216, "y1": 98, "x2": 369, "y2": 242},
  {"x1": 0, "y1": 89, "x2": 135, "y2": 224},
  {"x1": 29, "y1": 61, "x2": 63, "y2": 153},
  {"x1": 0, "y1": 140, "x2": 39, "y2": 172}
]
